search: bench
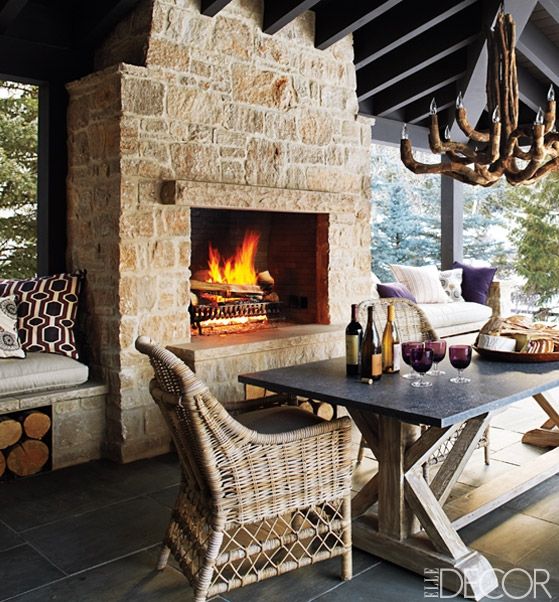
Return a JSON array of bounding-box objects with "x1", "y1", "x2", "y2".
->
[{"x1": 0, "y1": 353, "x2": 108, "y2": 470}]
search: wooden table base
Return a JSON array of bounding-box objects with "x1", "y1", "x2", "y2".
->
[
  {"x1": 349, "y1": 409, "x2": 498, "y2": 601},
  {"x1": 522, "y1": 393, "x2": 559, "y2": 448}
]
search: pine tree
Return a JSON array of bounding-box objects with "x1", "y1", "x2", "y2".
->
[
  {"x1": 0, "y1": 81, "x2": 38, "y2": 278},
  {"x1": 507, "y1": 174, "x2": 559, "y2": 304}
]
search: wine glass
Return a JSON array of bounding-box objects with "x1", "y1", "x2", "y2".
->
[
  {"x1": 426, "y1": 340, "x2": 447, "y2": 376},
  {"x1": 410, "y1": 347, "x2": 433, "y2": 388},
  {"x1": 401, "y1": 342, "x2": 423, "y2": 379},
  {"x1": 449, "y1": 345, "x2": 472, "y2": 383}
]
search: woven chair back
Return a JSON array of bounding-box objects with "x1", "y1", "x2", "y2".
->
[{"x1": 358, "y1": 298, "x2": 438, "y2": 342}]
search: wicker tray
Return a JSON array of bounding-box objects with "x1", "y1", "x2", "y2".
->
[{"x1": 473, "y1": 345, "x2": 559, "y2": 363}]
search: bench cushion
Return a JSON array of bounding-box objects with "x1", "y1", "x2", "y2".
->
[
  {"x1": 0, "y1": 352, "x2": 89, "y2": 397},
  {"x1": 418, "y1": 302, "x2": 492, "y2": 330}
]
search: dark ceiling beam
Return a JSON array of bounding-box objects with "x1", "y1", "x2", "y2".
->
[
  {"x1": 0, "y1": 0, "x2": 27, "y2": 34},
  {"x1": 314, "y1": 0, "x2": 404, "y2": 51},
  {"x1": 448, "y1": 0, "x2": 538, "y2": 140},
  {"x1": 263, "y1": 0, "x2": 321, "y2": 35},
  {"x1": 78, "y1": 0, "x2": 141, "y2": 49},
  {"x1": 517, "y1": 22, "x2": 559, "y2": 87},
  {"x1": 200, "y1": 0, "x2": 233, "y2": 17},
  {"x1": 356, "y1": 8, "x2": 479, "y2": 102},
  {"x1": 0, "y1": 34, "x2": 82, "y2": 81},
  {"x1": 539, "y1": 0, "x2": 559, "y2": 23},
  {"x1": 353, "y1": 0, "x2": 477, "y2": 71},
  {"x1": 517, "y1": 64, "x2": 550, "y2": 113},
  {"x1": 371, "y1": 116, "x2": 431, "y2": 151},
  {"x1": 373, "y1": 51, "x2": 467, "y2": 117},
  {"x1": 406, "y1": 85, "x2": 457, "y2": 124}
]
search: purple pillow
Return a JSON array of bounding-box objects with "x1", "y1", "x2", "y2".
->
[
  {"x1": 452, "y1": 262, "x2": 496, "y2": 305},
  {"x1": 377, "y1": 282, "x2": 417, "y2": 303}
]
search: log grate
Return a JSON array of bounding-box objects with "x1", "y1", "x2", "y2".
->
[{"x1": 190, "y1": 301, "x2": 285, "y2": 335}]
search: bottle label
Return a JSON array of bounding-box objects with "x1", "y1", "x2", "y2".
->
[
  {"x1": 372, "y1": 353, "x2": 382, "y2": 377},
  {"x1": 393, "y1": 343, "x2": 401, "y2": 372},
  {"x1": 346, "y1": 335, "x2": 360, "y2": 365}
]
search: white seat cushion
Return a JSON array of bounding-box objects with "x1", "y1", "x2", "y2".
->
[
  {"x1": 418, "y1": 302, "x2": 492, "y2": 330},
  {"x1": 0, "y1": 352, "x2": 89, "y2": 397}
]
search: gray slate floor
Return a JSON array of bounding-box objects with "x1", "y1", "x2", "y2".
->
[{"x1": 2, "y1": 398, "x2": 559, "y2": 601}]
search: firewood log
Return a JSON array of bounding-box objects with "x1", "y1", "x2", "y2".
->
[
  {"x1": 23, "y1": 412, "x2": 51, "y2": 440},
  {"x1": 7, "y1": 440, "x2": 49, "y2": 477},
  {"x1": 0, "y1": 419, "x2": 23, "y2": 449},
  {"x1": 0, "y1": 450, "x2": 5, "y2": 478}
]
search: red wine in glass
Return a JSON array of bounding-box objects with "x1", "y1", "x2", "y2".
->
[
  {"x1": 449, "y1": 345, "x2": 472, "y2": 383},
  {"x1": 410, "y1": 347, "x2": 433, "y2": 388},
  {"x1": 426, "y1": 340, "x2": 446, "y2": 376},
  {"x1": 401, "y1": 342, "x2": 423, "y2": 380}
]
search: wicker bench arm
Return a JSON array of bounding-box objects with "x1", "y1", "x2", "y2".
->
[{"x1": 217, "y1": 415, "x2": 354, "y2": 523}]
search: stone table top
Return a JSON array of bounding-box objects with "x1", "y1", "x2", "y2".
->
[{"x1": 239, "y1": 356, "x2": 559, "y2": 427}]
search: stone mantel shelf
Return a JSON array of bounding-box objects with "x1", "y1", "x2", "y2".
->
[
  {"x1": 169, "y1": 324, "x2": 344, "y2": 362},
  {"x1": 159, "y1": 179, "x2": 358, "y2": 210}
]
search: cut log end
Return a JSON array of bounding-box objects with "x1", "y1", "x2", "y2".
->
[
  {"x1": 0, "y1": 451, "x2": 5, "y2": 478},
  {"x1": 7, "y1": 440, "x2": 49, "y2": 477},
  {"x1": 0, "y1": 419, "x2": 23, "y2": 449},
  {"x1": 23, "y1": 412, "x2": 52, "y2": 440}
]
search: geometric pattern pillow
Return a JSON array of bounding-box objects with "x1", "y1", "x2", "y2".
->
[
  {"x1": 439, "y1": 268, "x2": 464, "y2": 302},
  {"x1": 0, "y1": 272, "x2": 83, "y2": 359},
  {"x1": 0, "y1": 295, "x2": 25, "y2": 358}
]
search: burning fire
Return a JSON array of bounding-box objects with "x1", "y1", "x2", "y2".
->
[{"x1": 207, "y1": 230, "x2": 260, "y2": 285}]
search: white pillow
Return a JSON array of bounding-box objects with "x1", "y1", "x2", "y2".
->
[
  {"x1": 439, "y1": 268, "x2": 464, "y2": 302},
  {"x1": 389, "y1": 264, "x2": 449, "y2": 304}
]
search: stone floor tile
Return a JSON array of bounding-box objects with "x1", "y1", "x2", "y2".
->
[
  {"x1": 0, "y1": 543, "x2": 64, "y2": 600},
  {"x1": 23, "y1": 496, "x2": 171, "y2": 574},
  {"x1": 149, "y1": 484, "x2": 180, "y2": 509},
  {"x1": 226, "y1": 549, "x2": 380, "y2": 602},
  {"x1": 492, "y1": 441, "x2": 546, "y2": 465},
  {"x1": 0, "y1": 520, "x2": 22, "y2": 552},
  {"x1": 0, "y1": 456, "x2": 179, "y2": 532}
]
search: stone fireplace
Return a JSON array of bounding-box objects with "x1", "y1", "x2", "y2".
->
[{"x1": 66, "y1": 0, "x2": 373, "y2": 462}]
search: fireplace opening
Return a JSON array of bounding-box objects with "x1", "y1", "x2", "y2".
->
[{"x1": 189, "y1": 208, "x2": 329, "y2": 335}]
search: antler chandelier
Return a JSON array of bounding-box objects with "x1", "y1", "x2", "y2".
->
[{"x1": 401, "y1": 9, "x2": 559, "y2": 187}]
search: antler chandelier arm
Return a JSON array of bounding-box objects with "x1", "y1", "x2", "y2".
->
[{"x1": 400, "y1": 8, "x2": 559, "y2": 187}]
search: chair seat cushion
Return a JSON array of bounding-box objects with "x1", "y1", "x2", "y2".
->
[
  {"x1": 0, "y1": 352, "x2": 89, "y2": 397},
  {"x1": 237, "y1": 406, "x2": 324, "y2": 434},
  {"x1": 418, "y1": 302, "x2": 492, "y2": 329}
]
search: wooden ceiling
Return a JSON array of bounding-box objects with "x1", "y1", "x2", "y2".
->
[{"x1": 1, "y1": 0, "x2": 558, "y2": 141}]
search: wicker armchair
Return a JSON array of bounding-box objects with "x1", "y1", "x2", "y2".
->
[
  {"x1": 356, "y1": 299, "x2": 490, "y2": 471},
  {"x1": 135, "y1": 336, "x2": 354, "y2": 602}
]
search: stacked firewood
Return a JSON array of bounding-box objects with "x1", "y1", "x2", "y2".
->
[
  {"x1": 480, "y1": 315, "x2": 559, "y2": 353},
  {"x1": 0, "y1": 410, "x2": 51, "y2": 478}
]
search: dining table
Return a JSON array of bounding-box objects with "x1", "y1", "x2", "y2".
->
[{"x1": 239, "y1": 354, "x2": 559, "y2": 600}]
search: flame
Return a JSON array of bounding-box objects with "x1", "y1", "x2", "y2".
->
[{"x1": 207, "y1": 231, "x2": 260, "y2": 285}]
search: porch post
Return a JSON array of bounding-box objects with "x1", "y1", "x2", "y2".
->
[{"x1": 440, "y1": 174, "x2": 463, "y2": 269}]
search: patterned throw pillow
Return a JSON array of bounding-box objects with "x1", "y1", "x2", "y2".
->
[
  {"x1": 0, "y1": 272, "x2": 83, "y2": 359},
  {"x1": 439, "y1": 268, "x2": 464, "y2": 302},
  {"x1": 0, "y1": 295, "x2": 25, "y2": 359}
]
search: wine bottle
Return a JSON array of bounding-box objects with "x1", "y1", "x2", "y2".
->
[
  {"x1": 360, "y1": 305, "x2": 382, "y2": 383},
  {"x1": 382, "y1": 303, "x2": 401, "y2": 373},
  {"x1": 345, "y1": 304, "x2": 363, "y2": 376}
]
